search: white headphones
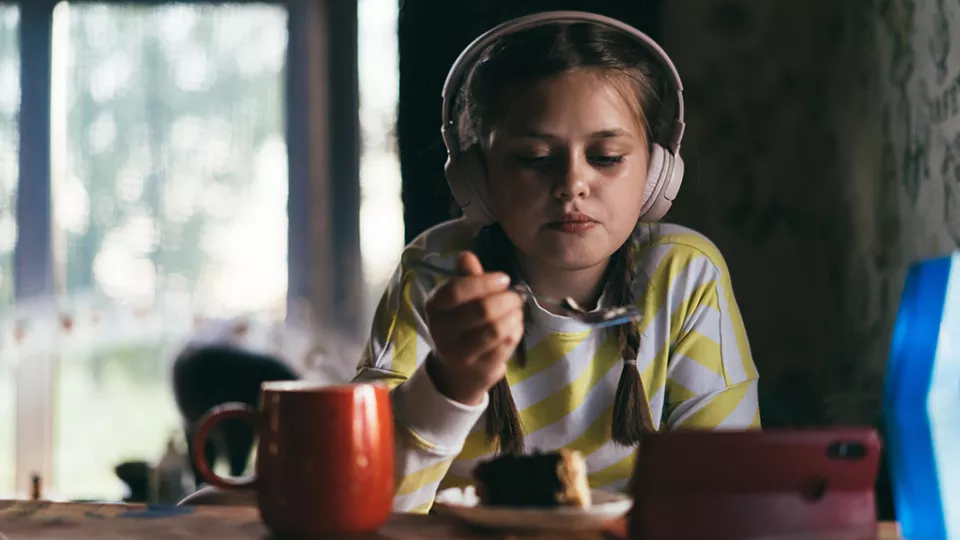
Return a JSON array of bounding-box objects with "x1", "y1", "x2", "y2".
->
[{"x1": 440, "y1": 11, "x2": 686, "y2": 225}]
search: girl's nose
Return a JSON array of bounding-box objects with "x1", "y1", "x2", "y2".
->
[{"x1": 551, "y1": 154, "x2": 591, "y2": 201}]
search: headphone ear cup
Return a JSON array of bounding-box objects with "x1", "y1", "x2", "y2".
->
[
  {"x1": 640, "y1": 144, "x2": 666, "y2": 209},
  {"x1": 638, "y1": 143, "x2": 684, "y2": 222},
  {"x1": 444, "y1": 145, "x2": 497, "y2": 224}
]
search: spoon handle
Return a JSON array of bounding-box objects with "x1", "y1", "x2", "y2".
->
[
  {"x1": 406, "y1": 259, "x2": 550, "y2": 302},
  {"x1": 406, "y1": 259, "x2": 462, "y2": 278}
]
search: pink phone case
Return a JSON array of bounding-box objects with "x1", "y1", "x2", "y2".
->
[{"x1": 628, "y1": 429, "x2": 882, "y2": 540}]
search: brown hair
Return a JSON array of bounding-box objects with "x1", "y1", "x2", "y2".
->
[{"x1": 455, "y1": 21, "x2": 668, "y2": 455}]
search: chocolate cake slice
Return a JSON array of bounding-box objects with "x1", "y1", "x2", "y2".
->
[{"x1": 472, "y1": 449, "x2": 592, "y2": 508}]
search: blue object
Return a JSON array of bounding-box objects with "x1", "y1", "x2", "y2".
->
[
  {"x1": 884, "y1": 254, "x2": 960, "y2": 539},
  {"x1": 120, "y1": 504, "x2": 195, "y2": 519}
]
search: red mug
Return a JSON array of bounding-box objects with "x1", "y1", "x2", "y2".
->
[{"x1": 192, "y1": 381, "x2": 395, "y2": 536}]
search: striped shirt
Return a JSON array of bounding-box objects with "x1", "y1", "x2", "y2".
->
[{"x1": 354, "y1": 217, "x2": 760, "y2": 513}]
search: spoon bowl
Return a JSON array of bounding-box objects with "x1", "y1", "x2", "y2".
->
[{"x1": 408, "y1": 259, "x2": 642, "y2": 329}]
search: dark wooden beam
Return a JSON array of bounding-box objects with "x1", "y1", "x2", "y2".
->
[
  {"x1": 326, "y1": 0, "x2": 362, "y2": 338},
  {"x1": 14, "y1": 0, "x2": 57, "y2": 502},
  {"x1": 15, "y1": 0, "x2": 55, "y2": 301},
  {"x1": 396, "y1": 0, "x2": 461, "y2": 245},
  {"x1": 286, "y1": 0, "x2": 362, "y2": 336}
]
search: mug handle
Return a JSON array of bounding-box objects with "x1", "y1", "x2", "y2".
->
[{"x1": 192, "y1": 403, "x2": 258, "y2": 490}]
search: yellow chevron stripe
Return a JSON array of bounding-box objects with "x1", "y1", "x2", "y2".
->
[
  {"x1": 635, "y1": 246, "x2": 682, "y2": 333},
  {"x1": 456, "y1": 429, "x2": 497, "y2": 461},
  {"x1": 668, "y1": 280, "x2": 714, "y2": 346},
  {"x1": 364, "y1": 284, "x2": 398, "y2": 369},
  {"x1": 665, "y1": 377, "x2": 698, "y2": 404},
  {"x1": 456, "y1": 339, "x2": 623, "y2": 460},
  {"x1": 457, "y1": 323, "x2": 644, "y2": 459},
  {"x1": 508, "y1": 330, "x2": 592, "y2": 385},
  {"x1": 653, "y1": 233, "x2": 757, "y2": 382},
  {"x1": 396, "y1": 457, "x2": 455, "y2": 497},
  {"x1": 564, "y1": 406, "x2": 613, "y2": 455},
  {"x1": 636, "y1": 249, "x2": 712, "y2": 396},
  {"x1": 562, "y1": 356, "x2": 661, "y2": 456},
  {"x1": 673, "y1": 329, "x2": 723, "y2": 377},
  {"x1": 640, "y1": 351, "x2": 669, "y2": 412},
  {"x1": 728, "y1": 282, "x2": 758, "y2": 379},
  {"x1": 751, "y1": 408, "x2": 762, "y2": 428},
  {"x1": 650, "y1": 233, "x2": 728, "y2": 271},
  {"x1": 367, "y1": 372, "x2": 406, "y2": 390},
  {"x1": 395, "y1": 418, "x2": 437, "y2": 453},
  {"x1": 358, "y1": 262, "x2": 410, "y2": 372},
  {"x1": 519, "y1": 335, "x2": 620, "y2": 433},
  {"x1": 588, "y1": 454, "x2": 636, "y2": 489},
  {"x1": 390, "y1": 275, "x2": 420, "y2": 377},
  {"x1": 438, "y1": 474, "x2": 473, "y2": 491},
  {"x1": 409, "y1": 500, "x2": 434, "y2": 514},
  {"x1": 674, "y1": 380, "x2": 751, "y2": 429},
  {"x1": 644, "y1": 242, "x2": 728, "y2": 390}
]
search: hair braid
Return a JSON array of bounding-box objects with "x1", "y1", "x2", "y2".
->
[
  {"x1": 609, "y1": 230, "x2": 656, "y2": 445},
  {"x1": 472, "y1": 224, "x2": 527, "y2": 455}
]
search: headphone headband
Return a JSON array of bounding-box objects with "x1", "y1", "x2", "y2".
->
[{"x1": 440, "y1": 10, "x2": 686, "y2": 157}]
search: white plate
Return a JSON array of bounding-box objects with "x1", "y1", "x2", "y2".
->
[{"x1": 433, "y1": 486, "x2": 633, "y2": 531}]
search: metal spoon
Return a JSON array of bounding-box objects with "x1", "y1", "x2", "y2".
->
[{"x1": 407, "y1": 259, "x2": 642, "y2": 329}]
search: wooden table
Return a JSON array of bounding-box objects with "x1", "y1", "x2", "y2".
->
[
  {"x1": 0, "y1": 500, "x2": 901, "y2": 539},
  {"x1": 0, "y1": 500, "x2": 618, "y2": 540}
]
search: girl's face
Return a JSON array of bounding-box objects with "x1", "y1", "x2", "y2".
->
[{"x1": 484, "y1": 69, "x2": 650, "y2": 274}]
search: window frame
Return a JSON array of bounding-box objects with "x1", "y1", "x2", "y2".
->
[{"x1": 8, "y1": 0, "x2": 360, "y2": 498}]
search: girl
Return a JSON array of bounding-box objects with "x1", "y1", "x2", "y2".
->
[{"x1": 355, "y1": 11, "x2": 760, "y2": 513}]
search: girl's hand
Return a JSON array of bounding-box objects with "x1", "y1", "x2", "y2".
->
[{"x1": 424, "y1": 251, "x2": 524, "y2": 405}]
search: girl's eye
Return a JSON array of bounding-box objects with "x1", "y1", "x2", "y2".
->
[
  {"x1": 590, "y1": 155, "x2": 624, "y2": 167},
  {"x1": 512, "y1": 153, "x2": 624, "y2": 169},
  {"x1": 514, "y1": 155, "x2": 552, "y2": 168}
]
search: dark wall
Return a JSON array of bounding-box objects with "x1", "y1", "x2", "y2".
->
[
  {"x1": 660, "y1": 0, "x2": 960, "y2": 434},
  {"x1": 397, "y1": 0, "x2": 661, "y2": 244},
  {"x1": 661, "y1": 1, "x2": 854, "y2": 428}
]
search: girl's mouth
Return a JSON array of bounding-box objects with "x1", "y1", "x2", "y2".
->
[{"x1": 547, "y1": 213, "x2": 599, "y2": 233}]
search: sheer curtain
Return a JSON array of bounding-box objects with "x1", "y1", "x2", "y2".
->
[
  {"x1": 0, "y1": 0, "x2": 403, "y2": 501},
  {"x1": 49, "y1": 3, "x2": 289, "y2": 500},
  {"x1": 0, "y1": 3, "x2": 20, "y2": 498}
]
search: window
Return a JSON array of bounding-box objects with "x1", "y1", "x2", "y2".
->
[
  {"x1": 0, "y1": 0, "x2": 400, "y2": 502},
  {"x1": 0, "y1": 5, "x2": 15, "y2": 309},
  {"x1": 0, "y1": 3, "x2": 19, "y2": 497},
  {"x1": 48, "y1": 2, "x2": 288, "y2": 500}
]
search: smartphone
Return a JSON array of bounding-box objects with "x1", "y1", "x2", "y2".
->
[{"x1": 628, "y1": 429, "x2": 882, "y2": 540}]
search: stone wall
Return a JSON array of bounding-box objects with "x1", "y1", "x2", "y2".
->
[{"x1": 661, "y1": 0, "x2": 960, "y2": 427}]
